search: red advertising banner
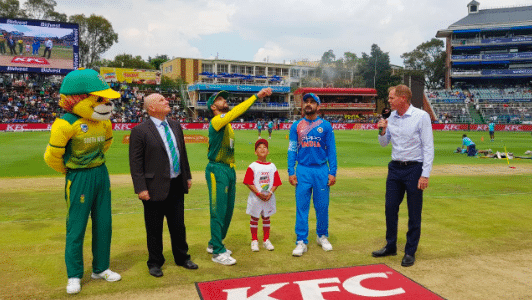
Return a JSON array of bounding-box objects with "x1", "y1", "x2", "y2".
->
[
  {"x1": 1, "y1": 123, "x2": 531, "y2": 132},
  {"x1": 196, "y1": 264, "x2": 443, "y2": 300}
]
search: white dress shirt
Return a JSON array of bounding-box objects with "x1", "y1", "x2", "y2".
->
[
  {"x1": 378, "y1": 105, "x2": 434, "y2": 178},
  {"x1": 150, "y1": 116, "x2": 180, "y2": 178}
]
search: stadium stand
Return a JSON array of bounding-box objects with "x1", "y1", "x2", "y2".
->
[{"x1": 426, "y1": 86, "x2": 532, "y2": 124}]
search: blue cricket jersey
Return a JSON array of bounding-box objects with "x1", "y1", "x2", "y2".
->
[{"x1": 287, "y1": 117, "x2": 337, "y2": 176}]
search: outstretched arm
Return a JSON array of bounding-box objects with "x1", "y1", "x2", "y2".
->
[{"x1": 211, "y1": 88, "x2": 272, "y2": 131}]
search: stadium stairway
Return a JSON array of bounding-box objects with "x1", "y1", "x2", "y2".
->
[{"x1": 468, "y1": 104, "x2": 485, "y2": 124}]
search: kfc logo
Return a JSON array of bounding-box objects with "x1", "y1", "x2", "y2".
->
[
  {"x1": 443, "y1": 124, "x2": 460, "y2": 131},
  {"x1": 11, "y1": 56, "x2": 50, "y2": 65},
  {"x1": 223, "y1": 273, "x2": 406, "y2": 300},
  {"x1": 113, "y1": 123, "x2": 134, "y2": 130},
  {"x1": 6, "y1": 124, "x2": 28, "y2": 132},
  {"x1": 232, "y1": 123, "x2": 250, "y2": 130},
  {"x1": 197, "y1": 264, "x2": 443, "y2": 300},
  {"x1": 503, "y1": 125, "x2": 520, "y2": 131},
  {"x1": 360, "y1": 124, "x2": 376, "y2": 130}
]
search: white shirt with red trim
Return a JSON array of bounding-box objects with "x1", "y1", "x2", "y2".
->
[{"x1": 243, "y1": 161, "x2": 282, "y2": 217}]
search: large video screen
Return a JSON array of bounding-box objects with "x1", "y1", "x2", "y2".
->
[{"x1": 0, "y1": 18, "x2": 79, "y2": 75}]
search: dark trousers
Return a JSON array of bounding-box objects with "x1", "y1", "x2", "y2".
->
[
  {"x1": 467, "y1": 144, "x2": 476, "y2": 156},
  {"x1": 8, "y1": 44, "x2": 16, "y2": 55},
  {"x1": 43, "y1": 47, "x2": 51, "y2": 59},
  {"x1": 142, "y1": 176, "x2": 190, "y2": 268},
  {"x1": 385, "y1": 161, "x2": 423, "y2": 256}
]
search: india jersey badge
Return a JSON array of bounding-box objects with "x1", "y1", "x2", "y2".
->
[
  {"x1": 80, "y1": 124, "x2": 89, "y2": 133},
  {"x1": 317, "y1": 127, "x2": 323, "y2": 133}
]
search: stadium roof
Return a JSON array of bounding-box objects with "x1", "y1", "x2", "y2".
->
[
  {"x1": 293, "y1": 88, "x2": 377, "y2": 96},
  {"x1": 436, "y1": 2, "x2": 532, "y2": 37}
]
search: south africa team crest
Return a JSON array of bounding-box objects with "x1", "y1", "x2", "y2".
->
[{"x1": 80, "y1": 124, "x2": 89, "y2": 132}]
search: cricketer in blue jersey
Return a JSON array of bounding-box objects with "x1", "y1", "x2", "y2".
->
[
  {"x1": 488, "y1": 122, "x2": 495, "y2": 141},
  {"x1": 288, "y1": 93, "x2": 337, "y2": 257},
  {"x1": 462, "y1": 134, "x2": 476, "y2": 156}
]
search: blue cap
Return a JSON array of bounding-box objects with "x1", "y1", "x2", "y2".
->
[{"x1": 303, "y1": 93, "x2": 320, "y2": 105}]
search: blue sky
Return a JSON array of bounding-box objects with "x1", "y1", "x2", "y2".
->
[
  {"x1": 52, "y1": 0, "x2": 532, "y2": 66},
  {"x1": 0, "y1": 24, "x2": 72, "y2": 38}
]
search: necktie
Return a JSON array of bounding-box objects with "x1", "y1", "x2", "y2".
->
[{"x1": 161, "y1": 121, "x2": 179, "y2": 173}]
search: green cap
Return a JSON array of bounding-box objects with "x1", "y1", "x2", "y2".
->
[
  {"x1": 207, "y1": 90, "x2": 229, "y2": 113},
  {"x1": 60, "y1": 68, "x2": 121, "y2": 99}
]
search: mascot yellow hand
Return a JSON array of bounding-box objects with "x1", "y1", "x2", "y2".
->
[{"x1": 44, "y1": 68, "x2": 120, "y2": 174}]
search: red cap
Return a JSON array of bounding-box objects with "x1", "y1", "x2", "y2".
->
[{"x1": 255, "y1": 138, "x2": 268, "y2": 150}]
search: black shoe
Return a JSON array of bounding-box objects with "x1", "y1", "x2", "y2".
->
[
  {"x1": 372, "y1": 247, "x2": 397, "y2": 257},
  {"x1": 177, "y1": 259, "x2": 198, "y2": 270},
  {"x1": 148, "y1": 266, "x2": 163, "y2": 277},
  {"x1": 401, "y1": 254, "x2": 415, "y2": 267}
]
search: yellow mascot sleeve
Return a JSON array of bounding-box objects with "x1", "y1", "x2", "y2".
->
[
  {"x1": 103, "y1": 120, "x2": 113, "y2": 153},
  {"x1": 44, "y1": 118, "x2": 75, "y2": 174}
]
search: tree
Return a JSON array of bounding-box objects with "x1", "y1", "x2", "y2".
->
[
  {"x1": 358, "y1": 44, "x2": 401, "y2": 103},
  {"x1": 148, "y1": 54, "x2": 170, "y2": 70},
  {"x1": 23, "y1": 0, "x2": 56, "y2": 20},
  {"x1": 69, "y1": 14, "x2": 118, "y2": 68},
  {"x1": 46, "y1": 10, "x2": 67, "y2": 22},
  {"x1": 401, "y1": 38, "x2": 446, "y2": 89},
  {"x1": 0, "y1": 0, "x2": 26, "y2": 18},
  {"x1": 106, "y1": 53, "x2": 153, "y2": 69},
  {"x1": 343, "y1": 52, "x2": 358, "y2": 70},
  {"x1": 321, "y1": 50, "x2": 336, "y2": 64}
]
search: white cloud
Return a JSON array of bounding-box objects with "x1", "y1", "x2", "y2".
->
[{"x1": 253, "y1": 42, "x2": 292, "y2": 63}]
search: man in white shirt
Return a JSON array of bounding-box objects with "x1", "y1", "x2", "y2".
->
[
  {"x1": 43, "y1": 38, "x2": 53, "y2": 59},
  {"x1": 372, "y1": 85, "x2": 434, "y2": 267}
]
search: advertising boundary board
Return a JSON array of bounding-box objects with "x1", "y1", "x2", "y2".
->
[{"x1": 1, "y1": 123, "x2": 532, "y2": 132}]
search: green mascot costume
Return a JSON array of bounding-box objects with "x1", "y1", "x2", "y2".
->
[{"x1": 44, "y1": 68, "x2": 122, "y2": 294}]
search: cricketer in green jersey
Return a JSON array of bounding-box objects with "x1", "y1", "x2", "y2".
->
[{"x1": 206, "y1": 87, "x2": 272, "y2": 265}]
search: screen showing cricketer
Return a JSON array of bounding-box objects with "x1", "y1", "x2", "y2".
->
[
  {"x1": 196, "y1": 264, "x2": 444, "y2": 300},
  {"x1": 0, "y1": 18, "x2": 79, "y2": 75}
]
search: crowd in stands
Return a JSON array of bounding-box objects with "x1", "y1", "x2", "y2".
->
[
  {"x1": 4, "y1": 74, "x2": 531, "y2": 125},
  {"x1": 0, "y1": 74, "x2": 62, "y2": 123},
  {"x1": 0, "y1": 74, "x2": 185, "y2": 124},
  {"x1": 428, "y1": 85, "x2": 532, "y2": 124}
]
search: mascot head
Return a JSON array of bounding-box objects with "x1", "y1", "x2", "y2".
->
[{"x1": 59, "y1": 68, "x2": 121, "y2": 121}]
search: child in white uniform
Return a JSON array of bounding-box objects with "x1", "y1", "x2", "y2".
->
[{"x1": 243, "y1": 139, "x2": 282, "y2": 251}]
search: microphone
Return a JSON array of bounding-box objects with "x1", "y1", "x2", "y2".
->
[{"x1": 379, "y1": 108, "x2": 391, "y2": 135}]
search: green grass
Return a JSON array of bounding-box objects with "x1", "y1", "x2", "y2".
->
[
  {"x1": 0, "y1": 129, "x2": 531, "y2": 299},
  {"x1": 2, "y1": 129, "x2": 531, "y2": 178}
]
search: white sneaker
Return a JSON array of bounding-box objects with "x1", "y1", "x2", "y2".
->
[
  {"x1": 292, "y1": 241, "x2": 307, "y2": 257},
  {"x1": 251, "y1": 240, "x2": 259, "y2": 252},
  {"x1": 263, "y1": 239, "x2": 274, "y2": 251},
  {"x1": 91, "y1": 269, "x2": 121, "y2": 282},
  {"x1": 66, "y1": 278, "x2": 81, "y2": 294},
  {"x1": 212, "y1": 252, "x2": 237, "y2": 265},
  {"x1": 207, "y1": 245, "x2": 232, "y2": 255},
  {"x1": 317, "y1": 235, "x2": 333, "y2": 251}
]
